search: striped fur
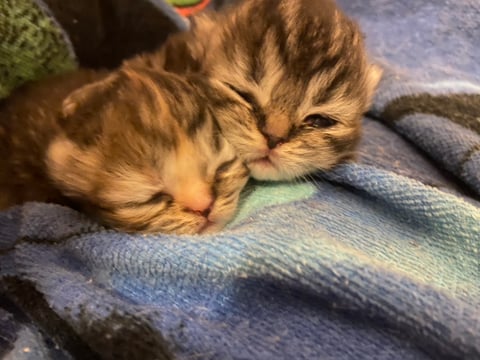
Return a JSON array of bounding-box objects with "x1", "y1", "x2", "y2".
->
[
  {"x1": 0, "y1": 66, "x2": 249, "y2": 235},
  {"x1": 134, "y1": 0, "x2": 382, "y2": 180}
]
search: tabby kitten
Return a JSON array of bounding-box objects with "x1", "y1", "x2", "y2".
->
[
  {"x1": 0, "y1": 66, "x2": 249, "y2": 235},
  {"x1": 131, "y1": 0, "x2": 382, "y2": 180}
]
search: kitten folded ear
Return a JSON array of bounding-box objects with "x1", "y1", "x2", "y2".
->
[
  {"x1": 364, "y1": 63, "x2": 383, "y2": 110},
  {"x1": 46, "y1": 137, "x2": 99, "y2": 199},
  {"x1": 59, "y1": 73, "x2": 120, "y2": 146},
  {"x1": 62, "y1": 73, "x2": 119, "y2": 118}
]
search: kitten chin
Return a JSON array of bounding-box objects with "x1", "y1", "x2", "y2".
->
[
  {"x1": 0, "y1": 66, "x2": 249, "y2": 235},
  {"x1": 134, "y1": 0, "x2": 383, "y2": 181}
]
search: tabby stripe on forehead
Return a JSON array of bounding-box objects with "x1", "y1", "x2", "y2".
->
[
  {"x1": 313, "y1": 63, "x2": 353, "y2": 105},
  {"x1": 281, "y1": 1, "x2": 324, "y2": 72},
  {"x1": 186, "y1": 101, "x2": 208, "y2": 136},
  {"x1": 298, "y1": 37, "x2": 338, "y2": 79},
  {"x1": 250, "y1": 46, "x2": 266, "y2": 83},
  {"x1": 124, "y1": 69, "x2": 166, "y2": 108},
  {"x1": 208, "y1": 111, "x2": 224, "y2": 152},
  {"x1": 141, "y1": 72, "x2": 211, "y2": 145},
  {"x1": 224, "y1": 83, "x2": 267, "y2": 129},
  {"x1": 127, "y1": 107, "x2": 177, "y2": 149},
  {"x1": 309, "y1": 49, "x2": 342, "y2": 80},
  {"x1": 272, "y1": 3, "x2": 291, "y2": 67},
  {"x1": 247, "y1": 25, "x2": 268, "y2": 84},
  {"x1": 241, "y1": 2, "x2": 273, "y2": 83},
  {"x1": 122, "y1": 70, "x2": 181, "y2": 148},
  {"x1": 149, "y1": 72, "x2": 196, "y2": 131}
]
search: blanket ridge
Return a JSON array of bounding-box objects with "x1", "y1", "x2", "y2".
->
[{"x1": 1, "y1": 0, "x2": 479, "y2": 359}]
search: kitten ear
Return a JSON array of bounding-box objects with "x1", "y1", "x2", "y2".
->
[
  {"x1": 46, "y1": 137, "x2": 99, "y2": 199},
  {"x1": 59, "y1": 73, "x2": 120, "y2": 146},
  {"x1": 364, "y1": 63, "x2": 383, "y2": 110},
  {"x1": 62, "y1": 73, "x2": 119, "y2": 118}
]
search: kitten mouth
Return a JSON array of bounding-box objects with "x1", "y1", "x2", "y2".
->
[
  {"x1": 250, "y1": 156, "x2": 274, "y2": 167},
  {"x1": 199, "y1": 219, "x2": 216, "y2": 234},
  {"x1": 247, "y1": 155, "x2": 287, "y2": 180}
]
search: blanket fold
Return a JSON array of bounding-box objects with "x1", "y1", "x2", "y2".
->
[
  {"x1": 1, "y1": 0, "x2": 479, "y2": 359},
  {"x1": 338, "y1": 0, "x2": 480, "y2": 195}
]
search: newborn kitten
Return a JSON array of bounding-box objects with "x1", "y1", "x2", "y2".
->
[
  {"x1": 0, "y1": 67, "x2": 249, "y2": 235},
  {"x1": 131, "y1": 0, "x2": 382, "y2": 180}
]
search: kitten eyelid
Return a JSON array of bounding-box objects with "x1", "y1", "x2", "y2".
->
[
  {"x1": 144, "y1": 191, "x2": 173, "y2": 206},
  {"x1": 215, "y1": 158, "x2": 237, "y2": 178},
  {"x1": 303, "y1": 114, "x2": 338, "y2": 129},
  {"x1": 223, "y1": 83, "x2": 256, "y2": 105},
  {"x1": 304, "y1": 106, "x2": 348, "y2": 126}
]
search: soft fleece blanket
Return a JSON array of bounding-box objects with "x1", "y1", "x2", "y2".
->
[{"x1": 0, "y1": 0, "x2": 479, "y2": 359}]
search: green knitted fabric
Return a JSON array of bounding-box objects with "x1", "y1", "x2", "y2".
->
[
  {"x1": 166, "y1": 0, "x2": 203, "y2": 6},
  {"x1": 0, "y1": 0, "x2": 77, "y2": 99}
]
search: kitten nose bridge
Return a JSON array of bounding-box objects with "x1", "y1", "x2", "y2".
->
[
  {"x1": 261, "y1": 112, "x2": 291, "y2": 149},
  {"x1": 167, "y1": 140, "x2": 215, "y2": 216},
  {"x1": 265, "y1": 134, "x2": 285, "y2": 149}
]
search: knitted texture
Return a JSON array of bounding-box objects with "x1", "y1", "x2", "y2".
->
[
  {"x1": 1, "y1": 0, "x2": 480, "y2": 359},
  {"x1": 0, "y1": 0, "x2": 76, "y2": 99}
]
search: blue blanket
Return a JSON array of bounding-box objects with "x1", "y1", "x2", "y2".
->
[{"x1": 1, "y1": 0, "x2": 479, "y2": 359}]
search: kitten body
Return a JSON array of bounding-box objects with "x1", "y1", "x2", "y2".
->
[
  {"x1": 131, "y1": 0, "x2": 382, "y2": 180},
  {"x1": 0, "y1": 67, "x2": 249, "y2": 234},
  {"x1": 0, "y1": 70, "x2": 106, "y2": 209}
]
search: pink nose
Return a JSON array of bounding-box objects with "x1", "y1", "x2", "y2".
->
[{"x1": 184, "y1": 196, "x2": 214, "y2": 217}]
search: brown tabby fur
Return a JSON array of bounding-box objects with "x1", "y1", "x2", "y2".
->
[
  {"x1": 0, "y1": 67, "x2": 249, "y2": 235},
  {"x1": 130, "y1": 0, "x2": 383, "y2": 180}
]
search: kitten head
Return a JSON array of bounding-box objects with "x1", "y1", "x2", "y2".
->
[
  {"x1": 162, "y1": 0, "x2": 382, "y2": 180},
  {"x1": 47, "y1": 67, "x2": 249, "y2": 235}
]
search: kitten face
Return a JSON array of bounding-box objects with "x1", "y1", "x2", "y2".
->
[
  {"x1": 47, "y1": 68, "x2": 249, "y2": 235},
  {"x1": 158, "y1": 0, "x2": 383, "y2": 180}
]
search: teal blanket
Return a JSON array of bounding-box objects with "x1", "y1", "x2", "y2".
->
[{"x1": 0, "y1": 0, "x2": 479, "y2": 359}]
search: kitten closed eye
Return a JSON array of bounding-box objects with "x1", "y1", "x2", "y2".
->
[
  {"x1": 144, "y1": 192, "x2": 173, "y2": 205},
  {"x1": 303, "y1": 115, "x2": 337, "y2": 128},
  {"x1": 223, "y1": 83, "x2": 255, "y2": 105},
  {"x1": 215, "y1": 158, "x2": 237, "y2": 179}
]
